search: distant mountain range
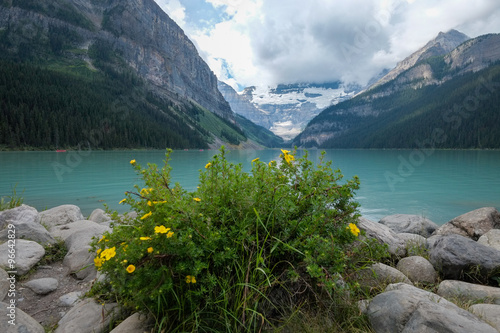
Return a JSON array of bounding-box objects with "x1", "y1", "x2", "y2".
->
[
  {"x1": 293, "y1": 30, "x2": 500, "y2": 149},
  {"x1": 218, "y1": 81, "x2": 360, "y2": 141},
  {"x1": 0, "y1": 0, "x2": 283, "y2": 150}
]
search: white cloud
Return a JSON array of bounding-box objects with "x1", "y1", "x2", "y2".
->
[{"x1": 155, "y1": 0, "x2": 500, "y2": 89}]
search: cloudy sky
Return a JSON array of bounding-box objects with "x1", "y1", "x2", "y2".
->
[{"x1": 153, "y1": 0, "x2": 500, "y2": 91}]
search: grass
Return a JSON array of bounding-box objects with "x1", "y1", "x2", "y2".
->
[{"x1": 0, "y1": 184, "x2": 24, "y2": 211}]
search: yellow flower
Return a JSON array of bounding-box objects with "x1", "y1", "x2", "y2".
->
[
  {"x1": 100, "y1": 247, "x2": 116, "y2": 260},
  {"x1": 347, "y1": 223, "x2": 360, "y2": 237},
  {"x1": 96, "y1": 248, "x2": 102, "y2": 255},
  {"x1": 147, "y1": 247, "x2": 153, "y2": 253},
  {"x1": 140, "y1": 211, "x2": 152, "y2": 220},
  {"x1": 140, "y1": 188, "x2": 152, "y2": 196},
  {"x1": 147, "y1": 201, "x2": 152, "y2": 206},
  {"x1": 193, "y1": 197, "x2": 201, "y2": 202},
  {"x1": 281, "y1": 149, "x2": 295, "y2": 164},
  {"x1": 119, "y1": 199, "x2": 126, "y2": 204},
  {"x1": 185, "y1": 275, "x2": 196, "y2": 284},
  {"x1": 205, "y1": 162, "x2": 211, "y2": 169},
  {"x1": 268, "y1": 160, "x2": 276, "y2": 167},
  {"x1": 154, "y1": 225, "x2": 170, "y2": 234},
  {"x1": 130, "y1": 159, "x2": 136, "y2": 164},
  {"x1": 252, "y1": 157, "x2": 260, "y2": 163},
  {"x1": 166, "y1": 231, "x2": 174, "y2": 238},
  {"x1": 94, "y1": 257, "x2": 103, "y2": 268},
  {"x1": 98, "y1": 236, "x2": 105, "y2": 243},
  {"x1": 126, "y1": 265, "x2": 136, "y2": 273},
  {"x1": 140, "y1": 236, "x2": 152, "y2": 241},
  {"x1": 122, "y1": 259, "x2": 128, "y2": 263}
]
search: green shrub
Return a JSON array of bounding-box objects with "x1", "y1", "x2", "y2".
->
[{"x1": 91, "y1": 147, "x2": 368, "y2": 332}]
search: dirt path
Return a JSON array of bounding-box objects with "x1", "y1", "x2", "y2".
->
[{"x1": 16, "y1": 261, "x2": 93, "y2": 329}]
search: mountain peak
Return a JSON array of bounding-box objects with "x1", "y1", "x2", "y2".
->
[{"x1": 368, "y1": 30, "x2": 470, "y2": 90}]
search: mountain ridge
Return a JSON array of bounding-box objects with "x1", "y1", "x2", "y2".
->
[
  {"x1": 293, "y1": 30, "x2": 500, "y2": 149},
  {"x1": 0, "y1": 0, "x2": 283, "y2": 149}
]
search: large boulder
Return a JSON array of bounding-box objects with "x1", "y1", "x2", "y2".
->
[
  {"x1": 478, "y1": 229, "x2": 500, "y2": 251},
  {"x1": 39, "y1": 205, "x2": 84, "y2": 231},
  {"x1": 379, "y1": 214, "x2": 439, "y2": 238},
  {"x1": 396, "y1": 256, "x2": 437, "y2": 284},
  {"x1": 55, "y1": 298, "x2": 120, "y2": 333},
  {"x1": 398, "y1": 233, "x2": 428, "y2": 256},
  {"x1": 355, "y1": 263, "x2": 413, "y2": 292},
  {"x1": 366, "y1": 283, "x2": 497, "y2": 333},
  {"x1": 0, "y1": 268, "x2": 9, "y2": 302},
  {"x1": 428, "y1": 234, "x2": 500, "y2": 280},
  {"x1": 0, "y1": 301, "x2": 45, "y2": 333},
  {"x1": 0, "y1": 205, "x2": 55, "y2": 245},
  {"x1": 88, "y1": 209, "x2": 111, "y2": 223},
  {"x1": 432, "y1": 207, "x2": 500, "y2": 240},
  {"x1": 437, "y1": 280, "x2": 500, "y2": 305},
  {"x1": 61, "y1": 221, "x2": 111, "y2": 280},
  {"x1": 109, "y1": 312, "x2": 153, "y2": 333},
  {"x1": 358, "y1": 217, "x2": 406, "y2": 257},
  {"x1": 0, "y1": 239, "x2": 45, "y2": 275},
  {"x1": 469, "y1": 304, "x2": 500, "y2": 331}
]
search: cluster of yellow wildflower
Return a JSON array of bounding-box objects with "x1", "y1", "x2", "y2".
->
[
  {"x1": 185, "y1": 275, "x2": 197, "y2": 284},
  {"x1": 154, "y1": 225, "x2": 174, "y2": 237},
  {"x1": 347, "y1": 223, "x2": 360, "y2": 237},
  {"x1": 280, "y1": 149, "x2": 295, "y2": 164},
  {"x1": 94, "y1": 246, "x2": 116, "y2": 268}
]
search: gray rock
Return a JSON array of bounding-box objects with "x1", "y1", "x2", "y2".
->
[
  {"x1": 358, "y1": 217, "x2": 406, "y2": 257},
  {"x1": 438, "y1": 280, "x2": 500, "y2": 305},
  {"x1": 432, "y1": 207, "x2": 500, "y2": 240},
  {"x1": 0, "y1": 239, "x2": 45, "y2": 276},
  {"x1": 428, "y1": 234, "x2": 500, "y2": 279},
  {"x1": 355, "y1": 263, "x2": 413, "y2": 292},
  {"x1": 0, "y1": 268, "x2": 9, "y2": 302},
  {"x1": 64, "y1": 221, "x2": 110, "y2": 251},
  {"x1": 469, "y1": 304, "x2": 500, "y2": 331},
  {"x1": 55, "y1": 298, "x2": 120, "y2": 333},
  {"x1": 478, "y1": 229, "x2": 500, "y2": 251},
  {"x1": 379, "y1": 214, "x2": 439, "y2": 237},
  {"x1": 367, "y1": 283, "x2": 497, "y2": 333},
  {"x1": 50, "y1": 220, "x2": 104, "y2": 241},
  {"x1": 0, "y1": 301, "x2": 45, "y2": 333},
  {"x1": 24, "y1": 278, "x2": 58, "y2": 295},
  {"x1": 0, "y1": 204, "x2": 39, "y2": 229},
  {"x1": 109, "y1": 312, "x2": 153, "y2": 333},
  {"x1": 58, "y1": 291, "x2": 82, "y2": 307},
  {"x1": 0, "y1": 204, "x2": 55, "y2": 245},
  {"x1": 398, "y1": 233, "x2": 428, "y2": 256},
  {"x1": 88, "y1": 209, "x2": 111, "y2": 223},
  {"x1": 396, "y1": 256, "x2": 437, "y2": 284},
  {"x1": 62, "y1": 221, "x2": 111, "y2": 280},
  {"x1": 39, "y1": 205, "x2": 85, "y2": 231}
]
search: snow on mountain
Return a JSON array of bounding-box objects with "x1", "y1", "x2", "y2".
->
[{"x1": 219, "y1": 81, "x2": 360, "y2": 141}]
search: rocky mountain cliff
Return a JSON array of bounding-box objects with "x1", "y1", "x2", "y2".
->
[
  {"x1": 0, "y1": 0, "x2": 232, "y2": 120},
  {"x1": 219, "y1": 81, "x2": 359, "y2": 141},
  {"x1": 0, "y1": 0, "x2": 287, "y2": 149},
  {"x1": 368, "y1": 29, "x2": 470, "y2": 91},
  {"x1": 293, "y1": 31, "x2": 500, "y2": 149}
]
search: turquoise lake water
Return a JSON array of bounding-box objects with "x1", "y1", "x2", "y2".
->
[{"x1": 0, "y1": 149, "x2": 499, "y2": 224}]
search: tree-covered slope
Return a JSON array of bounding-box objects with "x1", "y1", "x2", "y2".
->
[
  {"x1": 322, "y1": 64, "x2": 500, "y2": 148},
  {"x1": 0, "y1": 0, "x2": 283, "y2": 150}
]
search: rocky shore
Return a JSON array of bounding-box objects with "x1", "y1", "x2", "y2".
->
[{"x1": 1, "y1": 204, "x2": 500, "y2": 332}]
